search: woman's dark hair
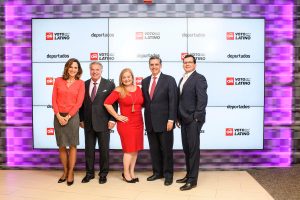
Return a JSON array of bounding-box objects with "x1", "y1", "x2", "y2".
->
[{"x1": 62, "y1": 58, "x2": 82, "y2": 80}]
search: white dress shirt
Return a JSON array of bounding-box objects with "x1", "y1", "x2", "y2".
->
[
  {"x1": 89, "y1": 78, "x2": 101, "y2": 98},
  {"x1": 180, "y1": 70, "x2": 195, "y2": 94},
  {"x1": 148, "y1": 72, "x2": 161, "y2": 94}
]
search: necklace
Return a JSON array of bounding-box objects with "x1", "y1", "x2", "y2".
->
[
  {"x1": 67, "y1": 79, "x2": 75, "y2": 83},
  {"x1": 66, "y1": 79, "x2": 75, "y2": 88},
  {"x1": 129, "y1": 88, "x2": 137, "y2": 113}
]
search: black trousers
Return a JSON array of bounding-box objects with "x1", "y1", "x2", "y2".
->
[
  {"x1": 84, "y1": 127, "x2": 110, "y2": 177},
  {"x1": 147, "y1": 130, "x2": 174, "y2": 180},
  {"x1": 181, "y1": 121, "x2": 204, "y2": 184}
]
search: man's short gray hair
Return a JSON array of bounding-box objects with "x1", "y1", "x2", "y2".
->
[{"x1": 89, "y1": 61, "x2": 103, "y2": 69}]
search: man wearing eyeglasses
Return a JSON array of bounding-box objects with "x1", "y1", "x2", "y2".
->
[{"x1": 176, "y1": 54, "x2": 208, "y2": 191}]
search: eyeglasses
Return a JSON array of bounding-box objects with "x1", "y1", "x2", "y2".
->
[{"x1": 183, "y1": 61, "x2": 194, "y2": 64}]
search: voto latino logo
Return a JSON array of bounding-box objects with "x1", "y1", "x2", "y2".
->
[
  {"x1": 90, "y1": 52, "x2": 115, "y2": 61},
  {"x1": 135, "y1": 32, "x2": 160, "y2": 40},
  {"x1": 226, "y1": 77, "x2": 251, "y2": 86},
  {"x1": 180, "y1": 52, "x2": 205, "y2": 61},
  {"x1": 225, "y1": 128, "x2": 234, "y2": 136},
  {"x1": 226, "y1": 32, "x2": 251, "y2": 40},
  {"x1": 47, "y1": 128, "x2": 55, "y2": 135},
  {"x1": 46, "y1": 77, "x2": 55, "y2": 85},
  {"x1": 45, "y1": 32, "x2": 70, "y2": 40},
  {"x1": 135, "y1": 77, "x2": 143, "y2": 87},
  {"x1": 226, "y1": 128, "x2": 251, "y2": 136}
]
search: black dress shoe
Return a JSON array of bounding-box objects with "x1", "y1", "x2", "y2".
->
[
  {"x1": 147, "y1": 174, "x2": 163, "y2": 181},
  {"x1": 121, "y1": 173, "x2": 135, "y2": 183},
  {"x1": 81, "y1": 175, "x2": 95, "y2": 183},
  {"x1": 133, "y1": 177, "x2": 139, "y2": 182},
  {"x1": 58, "y1": 177, "x2": 66, "y2": 183},
  {"x1": 67, "y1": 180, "x2": 74, "y2": 186},
  {"x1": 180, "y1": 183, "x2": 197, "y2": 191},
  {"x1": 176, "y1": 177, "x2": 188, "y2": 183},
  {"x1": 99, "y1": 176, "x2": 107, "y2": 184},
  {"x1": 123, "y1": 173, "x2": 139, "y2": 183},
  {"x1": 164, "y1": 179, "x2": 173, "y2": 186}
]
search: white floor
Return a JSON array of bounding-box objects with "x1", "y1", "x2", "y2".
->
[{"x1": 0, "y1": 170, "x2": 274, "y2": 200}]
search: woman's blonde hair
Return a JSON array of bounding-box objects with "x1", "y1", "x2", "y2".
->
[{"x1": 118, "y1": 68, "x2": 134, "y2": 98}]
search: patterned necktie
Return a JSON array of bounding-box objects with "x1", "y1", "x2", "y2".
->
[
  {"x1": 91, "y1": 82, "x2": 97, "y2": 101},
  {"x1": 149, "y1": 77, "x2": 157, "y2": 100}
]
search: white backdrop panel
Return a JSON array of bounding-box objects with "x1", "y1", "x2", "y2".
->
[
  {"x1": 200, "y1": 63, "x2": 264, "y2": 106},
  {"x1": 188, "y1": 18, "x2": 264, "y2": 62},
  {"x1": 32, "y1": 18, "x2": 109, "y2": 62},
  {"x1": 109, "y1": 18, "x2": 187, "y2": 62},
  {"x1": 200, "y1": 106, "x2": 264, "y2": 149}
]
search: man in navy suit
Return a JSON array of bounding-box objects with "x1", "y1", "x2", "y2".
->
[
  {"x1": 176, "y1": 54, "x2": 208, "y2": 191},
  {"x1": 79, "y1": 61, "x2": 117, "y2": 184},
  {"x1": 142, "y1": 56, "x2": 178, "y2": 186}
]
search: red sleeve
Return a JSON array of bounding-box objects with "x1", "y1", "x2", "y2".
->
[
  {"x1": 52, "y1": 78, "x2": 60, "y2": 115},
  {"x1": 69, "y1": 80, "x2": 85, "y2": 117},
  {"x1": 104, "y1": 90, "x2": 120, "y2": 105}
]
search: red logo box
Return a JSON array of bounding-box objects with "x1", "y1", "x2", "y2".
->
[
  {"x1": 135, "y1": 77, "x2": 143, "y2": 87},
  {"x1": 226, "y1": 32, "x2": 234, "y2": 40},
  {"x1": 226, "y1": 77, "x2": 234, "y2": 85},
  {"x1": 226, "y1": 128, "x2": 233, "y2": 136},
  {"x1": 136, "y1": 32, "x2": 144, "y2": 40},
  {"x1": 47, "y1": 128, "x2": 55, "y2": 135},
  {"x1": 181, "y1": 52, "x2": 188, "y2": 60},
  {"x1": 46, "y1": 77, "x2": 54, "y2": 85},
  {"x1": 46, "y1": 32, "x2": 53, "y2": 40},
  {"x1": 90, "y1": 53, "x2": 98, "y2": 60}
]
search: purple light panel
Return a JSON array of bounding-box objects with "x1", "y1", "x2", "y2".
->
[{"x1": 4, "y1": 0, "x2": 294, "y2": 168}]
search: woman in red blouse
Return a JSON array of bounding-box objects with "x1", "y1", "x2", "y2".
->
[
  {"x1": 104, "y1": 68, "x2": 144, "y2": 183},
  {"x1": 52, "y1": 58, "x2": 85, "y2": 186}
]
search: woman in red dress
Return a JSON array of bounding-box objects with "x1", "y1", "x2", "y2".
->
[{"x1": 104, "y1": 68, "x2": 144, "y2": 183}]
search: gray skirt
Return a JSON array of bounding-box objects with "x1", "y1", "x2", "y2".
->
[{"x1": 54, "y1": 113, "x2": 80, "y2": 147}]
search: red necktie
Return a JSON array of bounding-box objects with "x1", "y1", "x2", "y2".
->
[
  {"x1": 91, "y1": 82, "x2": 97, "y2": 101},
  {"x1": 149, "y1": 77, "x2": 157, "y2": 100}
]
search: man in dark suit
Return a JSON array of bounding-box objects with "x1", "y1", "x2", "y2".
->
[
  {"x1": 176, "y1": 54, "x2": 208, "y2": 191},
  {"x1": 142, "y1": 56, "x2": 178, "y2": 186},
  {"x1": 79, "y1": 61, "x2": 117, "y2": 184}
]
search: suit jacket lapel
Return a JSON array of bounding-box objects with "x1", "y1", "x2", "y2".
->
[
  {"x1": 182, "y1": 71, "x2": 196, "y2": 94},
  {"x1": 97, "y1": 78, "x2": 105, "y2": 97},
  {"x1": 86, "y1": 79, "x2": 92, "y2": 101}
]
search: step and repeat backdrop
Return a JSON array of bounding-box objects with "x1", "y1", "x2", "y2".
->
[{"x1": 32, "y1": 18, "x2": 264, "y2": 150}]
